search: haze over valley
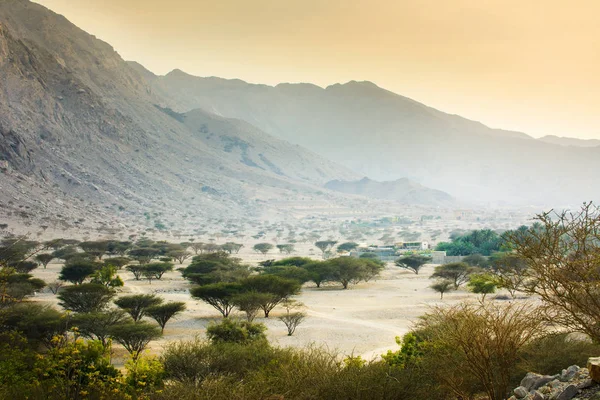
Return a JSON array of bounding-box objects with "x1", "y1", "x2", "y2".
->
[{"x1": 1, "y1": 1, "x2": 600, "y2": 399}]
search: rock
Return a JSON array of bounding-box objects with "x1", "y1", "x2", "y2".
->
[
  {"x1": 555, "y1": 384, "x2": 578, "y2": 400},
  {"x1": 588, "y1": 357, "x2": 600, "y2": 383},
  {"x1": 561, "y1": 365, "x2": 580, "y2": 381},
  {"x1": 577, "y1": 378, "x2": 594, "y2": 390},
  {"x1": 514, "y1": 386, "x2": 529, "y2": 398},
  {"x1": 532, "y1": 391, "x2": 544, "y2": 400},
  {"x1": 522, "y1": 372, "x2": 556, "y2": 391}
]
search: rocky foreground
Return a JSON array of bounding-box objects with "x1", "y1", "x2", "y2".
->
[{"x1": 510, "y1": 359, "x2": 600, "y2": 400}]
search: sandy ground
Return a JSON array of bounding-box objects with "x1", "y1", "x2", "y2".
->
[{"x1": 31, "y1": 255, "x2": 489, "y2": 364}]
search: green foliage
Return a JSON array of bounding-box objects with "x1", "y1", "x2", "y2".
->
[
  {"x1": 146, "y1": 302, "x2": 186, "y2": 333},
  {"x1": 242, "y1": 274, "x2": 301, "y2": 317},
  {"x1": 326, "y1": 257, "x2": 384, "y2": 289},
  {"x1": 395, "y1": 254, "x2": 431, "y2": 275},
  {"x1": 115, "y1": 294, "x2": 163, "y2": 322},
  {"x1": 103, "y1": 256, "x2": 131, "y2": 269},
  {"x1": 337, "y1": 242, "x2": 359, "y2": 253},
  {"x1": 190, "y1": 282, "x2": 243, "y2": 317},
  {"x1": 314, "y1": 240, "x2": 338, "y2": 257},
  {"x1": 90, "y1": 264, "x2": 124, "y2": 287},
  {"x1": 1, "y1": 268, "x2": 46, "y2": 302},
  {"x1": 59, "y1": 260, "x2": 101, "y2": 284},
  {"x1": 467, "y1": 272, "x2": 498, "y2": 299},
  {"x1": 232, "y1": 291, "x2": 267, "y2": 321},
  {"x1": 206, "y1": 318, "x2": 267, "y2": 345},
  {"x1": 0, "y1": 335, "x2": 124, "y2": 400},
  {"x1": 79, "y1": 240, "x2": 111, "y2": 259},
  {"x1": 128, "y1": 247, "x2": 159, "y2": 264},
  {"x1": 382, "y1": 332, "x2": 423, "y2": 368},
  {"x1": 435, "y1": 229, "x2": 502, "y2": 256},
  {"x1": 429, "y1": 279, "x2": 454, "y2": 299},
  {"x1": 276, "y1": 243, "x2": 295, "y2": 254},
  {"x1": 109, "y1": 321, "x2": 162, "y2": 361},
  {"x1": 430, "y1": 262, "x2": 474, "y2": 289},
  {"x1": 0, "y1": 303, "x2": 67, "y2": 348},
  {"x1": 262, "y1": 264, "x2": 314, "y2": 284},
  {"x1": 182, "y1": 252, "x2": 249, "y2": 285},
  {"x1": 35, "y1": 253, "x2": 54, "y2": 268},
  {"x1": 143, "y1": 262, "x2": 174, "y2": 281},
  {"x1": 124, "y1": 354, "x2": 165, "y2": 396},
  {"x1": 253, "y1": 242, "x2": 274, "y2": 255},
  {"x1": 71, "y1": 310, "x2": 130, "y2": 347},
  {"x1": 57, "y1": 283, "x2": 116, "y2": 313}
]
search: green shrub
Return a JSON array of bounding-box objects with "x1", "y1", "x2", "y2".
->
[{"x1": 206, "y1": 318, "x2": 266, "y2": 345}]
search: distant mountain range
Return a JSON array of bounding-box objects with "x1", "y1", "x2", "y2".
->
[
  {"x1": 325, "y1": 178, "x2": 454, "y2": 207},
  {"x1": 0, "y1": 0, "x2": 598, "y2": 232},
  {"x1": 537, "y1": 135, "x2": 600, "y2": 148},
  {"x1": 140, "y1": 67, "x2": 600, "y2": 205}
]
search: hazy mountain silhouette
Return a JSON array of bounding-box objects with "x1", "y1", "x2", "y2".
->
[
  {"x1": 140, "y1": 67, "x2": 600, "y2": 205},
  {"x1": 538, "y1": 135, "x2": 600, "y2": 148},
  {"x1": 325, "y1": 178, "x2": 454, "y2": 207}
]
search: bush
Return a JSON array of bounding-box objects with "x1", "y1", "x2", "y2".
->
[{"x1": 206, "y1": 318, "x2": 266, "y2": 345}]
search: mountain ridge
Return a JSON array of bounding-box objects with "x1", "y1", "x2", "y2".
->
[{"x1": 141, "y1": 66, "x2": 600, "y2": 205}]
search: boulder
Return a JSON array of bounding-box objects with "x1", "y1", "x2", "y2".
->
[
  {"x1": 588, "y1": 357, "x2": 600, "y2": 383},
  {"x1": 555, "y1": 384, "x2": 578, "y2": 400},
  {"x1": 521, "y1": 372, "x2": 556, "y2": 391},
  {"x1": 514, "y1": 386, "x2": 528, "y2": 398}
]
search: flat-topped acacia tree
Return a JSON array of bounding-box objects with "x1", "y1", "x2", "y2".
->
[{"x1": 395, "y1": 254, "x2": 431, "y2": 275}]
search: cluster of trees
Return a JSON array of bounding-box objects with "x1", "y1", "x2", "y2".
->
[
  {"x1": 435, "y1": 229, "x2": 504, "y2": 256},
  {"x1": 261, "y1": 256, "x2": 384, "y2": 289},
  {"x1": 426, "y1": 252, "x2": 527, "y2": 300}
]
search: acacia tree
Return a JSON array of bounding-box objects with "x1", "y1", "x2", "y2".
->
[
  {"x1": 490, "y1": 252, "x2": 528, "y2": 298},
  {"x1": 395, "y1": 254, "x2": 431, "y2": 275},
  {"x1": 58, "y1": 283, "x2": 116, "y2": 313},
  {"x1": 232, "y1": 291, "x2": 267, "y2": 322},
  {"x1": 337, "y1": 242, "x2": 359, "y2": 253},
  {"x1": 253, "y1": 243, "x2": 274, "y2": 255},
  {"x1": 508, "y1": 202, "x2": 600, "y2": 342},
  {"x1": 314, "y1": 241, "x2": 337, "y2": 259},
  {"x1": 59, "y1": 261, "x2": 100, "y2": 284},
  {"x1": 276, "y1": 244, "x2": 295, "y2": 254},
  {"x1": 109, "y1": 322, "x2": 161, "y2": 361},
  {"x1": 467, "y1": 273, "x2": 498, "y2": 301},
  {"x1": 72, "y1": 310, "x2": 130, "y2": 347},
  {"x1": 430, "y1": 280, "x2": 454, "y2": 299},
  {"x1": 327, "y1": 257, "x2": 384, "y2": 289},
  {"x1": 168, "y1": 250, "x2": 192, "y2": 264},
  {"x1": 146, "y1": 302, "x2": 186, "y2": 333},
  {"x1": 35, "y1": 253, "x2": 54, "y2": 269},
  {"x1": 115, "y1": 294, "x2": 163, "y2": 322},
  {"x1": 430, "y1": 262, "x2": 474, "y2": 289},
  {"x1": 241, "y1": 275, "x2": 301, "y2": 317},
  {"x1": 190, "y1": 282, "x2": 243, "y2": 317},
  {"x1": 278, "y1": 299, "x2": 306, "y2": 336}
]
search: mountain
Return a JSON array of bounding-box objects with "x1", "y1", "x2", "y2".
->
[
  {"x1": 0, "y1": 0, "x2": 360, "y2": 232},
  {"x1": 143, "y1": 69, "x2": 600, "y2": 205},
  {"x1": 325, "y1": 178, "x2": 454, "y2": 207},
  {"x1": 538, "y1": 135, "x2": 600, "y2": 148}
]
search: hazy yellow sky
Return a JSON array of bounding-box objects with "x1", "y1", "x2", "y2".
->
[{"x1": 35, "y1": 0, "x2": 600, "y2": 139}]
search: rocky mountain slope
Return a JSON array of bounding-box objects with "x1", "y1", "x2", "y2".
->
[
  {"x1": 144, "y1": 68, "x2": 600, "y2": 206},
  {"x1": 0, "y1": 0, "x2": 362, "y2": 231},
  {"x1": 325, "y1": 177, "x2": 454, "y2": 207}
]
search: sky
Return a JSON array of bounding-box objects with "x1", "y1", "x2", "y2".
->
[{"x1": 35, "y1": 0, "x2": 600, "y2": 140}]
